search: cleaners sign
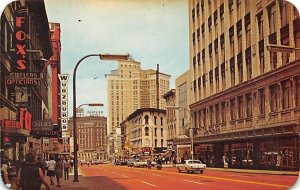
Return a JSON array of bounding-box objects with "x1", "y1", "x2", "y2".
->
[{"x1": 58, "y1": 74, "x2": 69, "y2": 132}]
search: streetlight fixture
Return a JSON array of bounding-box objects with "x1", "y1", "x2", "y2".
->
[
  {"x1": 166, "y1": 106, "x2": 194, "y2": 160},
  {"x1": 72, "y1": 53, "x2": 129, "y2": 182}
]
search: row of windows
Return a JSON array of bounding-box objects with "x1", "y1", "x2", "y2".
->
[
  {"x1": 145, "y1": 127, "x2": 164, "y2": 137},
  {"x1": 194, "y1": 76, "x2": 300, "y2": 126}
]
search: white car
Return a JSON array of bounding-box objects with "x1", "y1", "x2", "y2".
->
[{"x1": 177, "y1": 160, "x2": 206, "y2": 173}]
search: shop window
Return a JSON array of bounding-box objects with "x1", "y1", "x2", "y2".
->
[
  {"x1": 282, "y1": 80, "x2": 291, "y2": 110},
  {"x1": 259, "y1": 88, "x2": 266, "y2": 114},
  {"x1": 270, "y1": 84, "x2": 279, "y2": 112}
]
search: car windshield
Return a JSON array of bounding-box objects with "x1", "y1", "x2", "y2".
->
[{"x1": 188, "y1": 160, "x2": 201, "y2": 164}]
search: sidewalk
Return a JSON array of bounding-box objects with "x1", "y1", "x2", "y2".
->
[{"x1": 162, "y1": 164, "x2": 299, "y2": 176}]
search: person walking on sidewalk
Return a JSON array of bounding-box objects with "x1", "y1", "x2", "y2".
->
[
  {"x1": 47, "y1": 155, "x2": 56, "y2": 186},
  {"x1": 16, "y1": 152, "x2": 50, "y2": 190},
  {"x1": 55, "y1": 157, "x2": 63, "y2": 188},
  {"x1": 63, "y1": 158, "x2": 70, "y2": 180},
  {"x1": 223, "y1": 153, "x2": 229, "y2": 170}
]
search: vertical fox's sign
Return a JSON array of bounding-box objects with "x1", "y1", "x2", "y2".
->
[
  {"x1": 14, "y1": 7, "x2": 29, "y2": 71},
  {"x1": 58, "y1": 74, "x2": 69, "y2": 132}
]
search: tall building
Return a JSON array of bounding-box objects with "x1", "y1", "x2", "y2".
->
[
  {"x1": 186, "y1": 0, "x2": 299, "y2": 170},
  {"x1": 68, "y1": 114, "x2": 107, "y2": 161},
  {"x1": 106, "y1": 60, "x2": 170, "y2": 137},
  {"x1": 0, "y1": 0, "x2": 53, "y2": 163}
]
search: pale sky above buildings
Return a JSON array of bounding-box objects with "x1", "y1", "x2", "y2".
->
[{"x1": 1, "y1": 0, "x2": 300, "y2": 118}]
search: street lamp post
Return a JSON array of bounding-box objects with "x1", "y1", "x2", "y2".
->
[
  {"x1": 72, "y1": 53, "x2": 129, "y2": 182},
  {"x1": 166, "y1": 106, "x2": 194, "y2": 160}
]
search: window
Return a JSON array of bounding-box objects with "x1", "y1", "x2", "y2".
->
[
  {"x1": 209, "y1": 106, "x2": 213, "y2": 124},
  {"x1": 246, "y1": 93, "x2": 253, "y2": 117},
  {"x1": 154, "y1": 128, "x2": 157, "y2": 137},
  {"x1": 230, "y1": 59, "x2": 235, "y2": 86},
  {"x1": 192, "y1": 8, "x2": 195, "y2": 22},
  {"x1": 237, "y1": 0, "x2": 242, "y2": 19},
  {"x1": 154, "y1": 116, "x2": 157, "y2": 125},
  {"x1": 238, "y1": 62, "x2": 243, "y2": 84},
  {"x1": 203, "y1": 108, "x2": 207, "y2": 126},
  {"x1": 161, "y1": 128, "x2": 163, "y2": 137},
  {"x1": 270, "y1": 84, "x2": 278, "y2": 112},
  {"x1": 282, "y1": 80, "x2": 291, "y2": 110},
  {"x1": 145, "y1": 127, "x2": 149, "y2": 136},
  {"x1": 220, "y1": 4, "x2": 225, "y2": 32},
  {"x1": 238, "y1": 96, "x2": 244, "y2": 119},
  {"x1": 237, "y1": 27, "x2": 242, "y2": 53},
  {"x1": 296, "y1": 77, "x2": 300, "y2": 107},
  {"x1": 281, "y1": 1, "x2": 289, "y2": 27},
  {"x1": 221, "y1": 102, "x2": 226, "y2": 122},
  {"x1": 268, "y1": 3, "x2": 276, "y2": 34},
  {"x1": 245, "y1": 21, "x2": 251, "y2": 48},
  {"x1": 215, "y1": 104, "x2": 220, "y2": 123},
  {"x1": 155, "y1": 139, "x2": 158, "y2": 147},
  {"x1": 221, "y1": 34, "x2": 225, "y2": 63},
  {"x1": 160, "y1": 117, "x2": 163, "y2": 125},
  {"x1": 246, "y1": 48, "x2": 252, "y2": 80},
  {"x1": 259, "y1": 49, "x2": 265, "y2": 74},
  {"x1": 245, "y1": 0, "x2": 250, "y2": 14},
  {"x1": 257, "y1": 12, "x2": 264, "y2": 41},
  {"x1": 192, "y1": 32, "x2": 195, "y2": 46},
  {"x1": 230, "y1": 27, "x2": 234, "y2": 57},
  {"x1": 144, "y1": 115, "x2": 149, "y2": 124},
  {"x1": 221, "y1": 63, "x2": 226, "y2": 90},
  {"x1": 161, "y1": 139, "x2": 164, "y2": 147},
  {"x1": 230, "y1": 99, "x2": 236, "y2": 120},
  {"x1": 259, "y1": 88, "x2": 265, "y2": 114}
]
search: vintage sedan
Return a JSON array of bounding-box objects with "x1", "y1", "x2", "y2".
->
[{"x1": 177, "y1": 160, "x2": 206, "y2": 173}]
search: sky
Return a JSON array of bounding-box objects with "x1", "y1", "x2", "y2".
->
[
  {"x1": 1, "y1": 0, "x2": 300, "y2": 118},
  {"x1": 3, "y1": 0, "x2": 189, "y2": 117}
]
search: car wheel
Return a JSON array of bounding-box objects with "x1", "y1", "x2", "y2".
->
[
  {"x1": 200, "y1": 170, "x2": 203, "y2": 174},
  {"x1": 185, "y1": 168, "x2": 189, "y2": 173}
]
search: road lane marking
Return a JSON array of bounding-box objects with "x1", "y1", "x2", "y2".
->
[
  {"x1": 150, "y1": 170, "x2": 291, "y2": 188},
  {"x1": 141, "y1": 181, "x2": 157, "y2": 187},
  {"x1": 184, "y1": 180, "x2": 205, "y2": 185},
  {"x1": 151, "y1": 174, "x2": 162, "y2": 177}
]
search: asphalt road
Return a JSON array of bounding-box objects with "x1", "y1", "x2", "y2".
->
[{"x1": 78, "y1": 164, "x2": 298, "y2": 190}]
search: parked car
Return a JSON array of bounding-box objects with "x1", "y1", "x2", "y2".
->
[
  {"x1": 116, "y1": 160, "x2": 127, "y2": 166},
  {"x1": 134, "y1": 160, "x2": 147, "y2": 167},
  {"x1": 91, "y1": 159, "x2": 102, "y2": 165},
  {"x1": 177, "y1": 160, "x2": 206, "y2": 173},
  {"x1": 127, "y1": 159, "x2": 137, "y2": 167}
]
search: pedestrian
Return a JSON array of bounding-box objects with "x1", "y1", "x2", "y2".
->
[
  {"x1": 36, "y1": 156, "x2": 46, "y2": 175},
  {"x1": 223, "y1": 153, "x2": 228, "y2": 170},
  {"x1": 70, "y1": 159, "x2": 74, "y2": 172},
  {"x1": 16, "y1": 152, "x2": 50, "y2": 190},
  {"x1": 55, "y1": 157, "x2": 63, "y2": 188},
  {"x1": 63, "y1": 159, "x2": 70, "y2": 180},
  {"x1": 172, "y1": 157, "x2": 177, "y2": 167},
  {"x1": 147, "y1": 158, "x2": 152, "y2": 170},
  {"x1": 47, "y1": 155, "x2": 56, "y2": 186},
  {"x1": 1, "y1": 158, "x2": 11, "y2": 188},
  {"x1": 276, "y1": 151, "x2": 282, "y2": 170}
]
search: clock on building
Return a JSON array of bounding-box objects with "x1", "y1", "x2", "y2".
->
[{"x1": 15, "y1": 87, "x2": 28, "y2": 103}]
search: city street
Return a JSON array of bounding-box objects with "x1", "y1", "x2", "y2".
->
[{"x1": 73, "y1": 164, "x2": 298, "y2": 190}]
